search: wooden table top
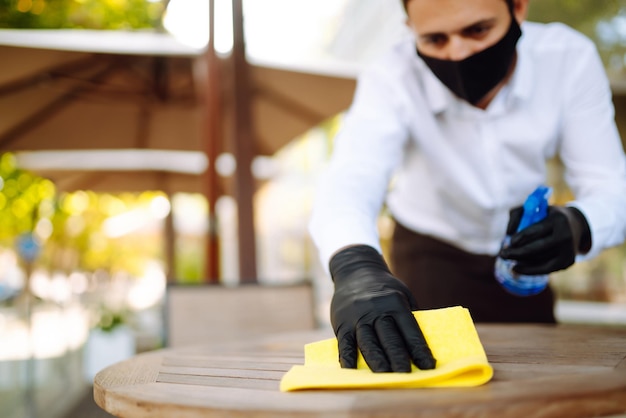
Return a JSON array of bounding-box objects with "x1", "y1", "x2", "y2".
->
[{"x1": 94, "y1": 324, "x2": 626, "y2": 418}]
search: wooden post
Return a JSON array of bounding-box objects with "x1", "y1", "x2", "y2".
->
[
  {"x1": 203, "y1": 0, "x2": 222, "y2": 282},
  {"x1": 163, "y1": 190, "x2": 176, "y2": 283},
  {"x1": 230, "y1": 0, "x2": 258, "y2": 282}
]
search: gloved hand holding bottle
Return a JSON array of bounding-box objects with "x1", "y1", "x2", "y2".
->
[
  {"x1": 329, "y1": 245, "x2": 436, "y2": 373},
  {"x1": 497, "y1": 186, "x2": 592, "y2": 295}
]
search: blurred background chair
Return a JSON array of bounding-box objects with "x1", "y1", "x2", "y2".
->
[{"x1": 164, "y1": 282, "x2": 317, "y2": 347}]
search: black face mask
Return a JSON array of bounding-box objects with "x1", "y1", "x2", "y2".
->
[{"x1": 417, "y1": 14, "x2": 522, "y2": 105}]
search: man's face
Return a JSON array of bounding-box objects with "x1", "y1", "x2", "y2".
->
[{"x1": 407, "y1": 0, "x2": 525, "y2": 60}]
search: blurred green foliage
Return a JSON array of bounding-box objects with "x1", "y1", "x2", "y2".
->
[
  {"x1": 0, "y1": 153, "x2": 166, "y2": 277},
  {"x1": 0, "y1": 0, "x2": 166, "y2": 30},
  {"x1": 528, "y1": 0, "x2": 626, "y2": 68},
  {"x1": 0, "y1": 153, "x2": 55, "y2": 242},
  {"x1": 528, "y1": 0, "x2": 621, "y2": 33},
  {"x1": 96, "y1": 306, "x2": 129, "y2": 331}
]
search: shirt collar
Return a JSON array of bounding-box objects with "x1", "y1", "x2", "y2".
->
[
  {"x1": 508, "y1": 30, "x2": 533, "y2": 104},
  {"x1": 417, "y1": 56, "x2": 451, "y2": 114}
]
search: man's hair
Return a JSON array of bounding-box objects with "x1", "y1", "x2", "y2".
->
[{"x1": 402, "y1": 0, "x2": 514, "y2": 12}]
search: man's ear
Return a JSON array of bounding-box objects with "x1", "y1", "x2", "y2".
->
[{"x1": 513, "y1": 0, "x2": 530, "y2": 24}]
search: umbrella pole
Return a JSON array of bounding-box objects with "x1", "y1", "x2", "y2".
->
[
  {"x1": 203, "y1": 66, "x2": 221, "y2": 283},
  {"x1": 164, "y1": 190, "x2": 177, "y2": 283},
  {"x1": 231, "y1": 0, "x2": 258, "y2": 283},
  {"x1": 202, "y1": 0, "x2": 223, "y2": 283}
]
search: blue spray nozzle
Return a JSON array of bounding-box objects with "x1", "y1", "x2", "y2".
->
[{"x1": 516, "y1": 185, "x2": 552, "y2": 232}]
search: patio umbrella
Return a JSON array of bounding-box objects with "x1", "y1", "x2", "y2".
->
[
  {"x1": 0, "y1": 29, "x2": 356, "y2": 157},
  {"x1": 0, "y1": 28, "x2": 357, "y2": 281}
]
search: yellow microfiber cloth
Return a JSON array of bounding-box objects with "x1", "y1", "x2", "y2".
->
[{"x1": 280, "y1": 306, "x2": 493, "y2": 391}]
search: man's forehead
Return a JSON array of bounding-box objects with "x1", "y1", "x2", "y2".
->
[
  {"x1": 404, "y1": 0, "x2": 511, "y2": 10},
  {"x1": 407, "y1": 0, "x2": 509, "y2": 33}
]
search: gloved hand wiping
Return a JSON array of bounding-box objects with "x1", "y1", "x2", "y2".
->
[{"x1": 329, "y1": 245, "x2": 436, "y2": 373}]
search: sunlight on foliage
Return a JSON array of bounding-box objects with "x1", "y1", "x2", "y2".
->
[
  {"x1": 528, "y1": 0, "x2": 626, "y2": 69},
  {"x1": 0, "y1": 153, "x2": 55, "y2": 243},
  {"x1": 0, "y1": 153, "x2": 168, "y2": 278},
  {"x1": 0, "y1": 0, "x2": 166, "y2": 30}
]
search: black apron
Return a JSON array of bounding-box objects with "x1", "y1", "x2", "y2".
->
[{"x1": 390, "y1": 220, "x2": 556, "y2": 323}]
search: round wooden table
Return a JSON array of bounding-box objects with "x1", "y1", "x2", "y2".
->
[{"x1": 94, "y1": 324, "x2": 626, "y2": 417}]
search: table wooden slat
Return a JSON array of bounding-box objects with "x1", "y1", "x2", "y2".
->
[
  {"x1": 163, "y1": 353, "x2": 303, "y2": 365},
  {"x1": 161, "y1": 357, "x2": 295, "y2": 371},
  {"x1": 157, "y1": 372, "x2": 280, "y2": 391},
  {"x1": 94, "y1": 325, "x2": 626, "y2": 418},
  {"x1": 158, "y1": 365, "x2": 286, "y2": 381}
]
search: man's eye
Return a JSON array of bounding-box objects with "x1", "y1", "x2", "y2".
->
[
  {"x1": 424, "y1": 35, "x2": 446, "y2": 45},
  {"x1": 465, "y1": 25, "x2": 490, "y2": 37}
]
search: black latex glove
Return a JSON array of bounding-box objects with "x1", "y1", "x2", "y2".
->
[
  {"x1": 499, "y1": 206, "x2": 591, "y2": 275},
  {"x1": 329, "y1": 245, "x2": 436, "y2": 373}
]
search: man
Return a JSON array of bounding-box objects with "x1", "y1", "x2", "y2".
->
[{"x1": 309, "y1": 0, "x2": 626, "y2": 374}]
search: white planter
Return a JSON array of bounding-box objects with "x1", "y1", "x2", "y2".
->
[{"x1": 83, "y1": 325, "x2": 135, "y2": 383}]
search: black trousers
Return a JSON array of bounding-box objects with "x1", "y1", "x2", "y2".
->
[{"x1": 390, "y1": 220, "x2": 556, "y2": 323}]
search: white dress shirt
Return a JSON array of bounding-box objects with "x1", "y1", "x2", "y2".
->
[{"x1": 309, "y1": 21, "x2": 626, "y2": 273}]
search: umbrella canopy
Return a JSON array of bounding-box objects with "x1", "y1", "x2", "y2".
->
[{"x1": 0, "y1": 29, "x2": 357, "y2": 163}]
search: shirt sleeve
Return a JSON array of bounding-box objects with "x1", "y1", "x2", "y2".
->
[
  {"x1": 559, "y1": 36, "x2": 626, "y2": 259},
  {"x1": 308, "y1": 64, "x2": 410, "y2": 273}
]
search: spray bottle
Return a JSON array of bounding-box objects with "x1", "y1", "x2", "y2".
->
[{"x1": 495, "y1": 185, "x2": 552, "y2": 296}]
